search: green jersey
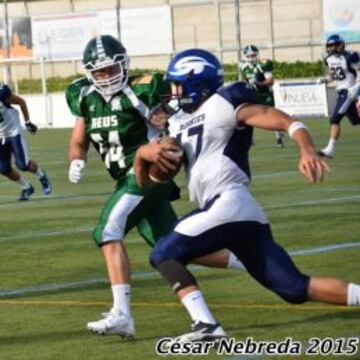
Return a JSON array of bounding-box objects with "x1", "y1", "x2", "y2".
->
[
  {"x1": 66, "y1": 73, "x2": 168, "y2": 180},
  {"x1": 240, "y1": 60, "x2": 274, "y2": 106}
]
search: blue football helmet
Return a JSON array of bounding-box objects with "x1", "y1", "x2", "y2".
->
[
  {"x1": 326, "y1": 34, "x2": 345, "y2": 55},
  {"x1": 166, "y1": 48, "x2": 224, "y2": 112}
]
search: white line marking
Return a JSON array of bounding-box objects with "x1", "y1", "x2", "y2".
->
[
  {"x1": 253, "y1": 171, "x2": 297, "y2": 179},
  {"x1": 1, "y1": 194, "x2": 360, "y2": 241},
  {"x1": 0, "y1": 241, "x2": 359, "y2": 298},
  {"x1": 0, "y1": 227, "x2": 93, "y2": 242},
  {"x1": 0, "y1": 192, "x2": 111, "y2": 209},
  {"x1": 265, "y1": 195, "x2": 360, "y2": 209}
]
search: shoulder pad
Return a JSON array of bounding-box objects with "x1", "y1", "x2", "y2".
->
[
  {"x1": 345, "y1": 51, "x2": 360, "y2": 63},
  {"x1": 217, "y1": 81, "x2": 259, "y2": 109},
  {"x1": 65, "y1": 77, "x2": 90, "y2": 117},
  {"x1": 130, "y1": 72, "x2": 169, "y2": 109},
  {"x1": 130, "y1": 75, "x2": 154, "y2": 85}
]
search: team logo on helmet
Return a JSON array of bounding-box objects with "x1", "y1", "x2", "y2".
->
[{"x1": 168, "y1": 56, "x2": 218, "y2": 76}]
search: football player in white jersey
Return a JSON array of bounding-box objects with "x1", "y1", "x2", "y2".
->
[
  {"x1": 0, "y1": 84, "x2": 52, "y2": 200},
  {"x1": 135, "y1": 49, "x2": 360, "y2": 341},
  {"x1": 318, "y1": 34, "x2": 360, "y2": 158}
]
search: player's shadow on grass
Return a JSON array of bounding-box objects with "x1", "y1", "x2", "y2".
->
[
  {"x1": 0, "y1": 331, "x2": 176, "y2": 347},
  {"x1": 0, "y1": 330, "x2": 86, "y2": 347},
  {"x1": 226, "y1": 310, "x2": 360, "y2": 333}
]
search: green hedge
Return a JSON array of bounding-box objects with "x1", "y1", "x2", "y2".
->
[
  {"x1": 15, "y1": 61, "x2": 324, "y2": 94},
  {"x1": 224, "y1": 60, "x2": 324, "y2": 82}
]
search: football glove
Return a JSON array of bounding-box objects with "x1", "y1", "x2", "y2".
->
[
  {"x1": 25, "y1": 121, "x2": 38, "y2": 134},
  {"x1": 69, "y1": 159, "x2": 86, "y2": 183}
]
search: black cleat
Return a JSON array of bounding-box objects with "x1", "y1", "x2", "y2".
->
[
  {"x1": 175, "y1": 321, "x2": 227, "y2": 343},
  {"x1": 39, "y1": 171, "x2": 52, "y2": 195},
  {"x1": 276, "y1": 137, "x2": 285, "y2": 148},
  {"x1": 19, "y1": 184, "x2": 35, "y2": 201},
  {"x1": 317, "y1": 150, "x2": 333, "y2": 159}
]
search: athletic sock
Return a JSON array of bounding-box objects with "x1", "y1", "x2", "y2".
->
[
  {"x1": 227, "y1": 252, "x2": 245, "y2": 270},
  {"x1": 181, "y1": 290, "x2": 217, "y2": 325},
  {"x1": 36, "y1": 168, "x2": 45, "y2": 178},
  {"x1": 16, "y1": 177, "x2": 31, "y2": 189},
  {"x1": 324, "y1": 138, "x2": 337, "y2": 153},
  {"x1": 111, "y1": 284, "x2": 131, "y2": 317},
  {"x1": 347, "y1": 283, "x2": 360, "y2": 305}
]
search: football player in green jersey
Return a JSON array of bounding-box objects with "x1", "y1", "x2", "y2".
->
[
  {"x1": 66, "y1": 35, "x2": 244, "y2": 338},
  {"x1": 240, "y1": 45, "x2": 285, "y2": 147}
]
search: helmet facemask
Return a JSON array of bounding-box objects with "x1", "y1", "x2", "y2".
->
[
  {"x1": 85, "y1": 54, "x2": 130, "y2": 97},
  {"x1": 326, "y1": 42, "x2": 345, "y2": 56},
  {"x1": 245, "y1": 53, "x2": 258, "y2": 65},
  {"x1": 244, "y1": 45, "x2": 259, "y2": 65}
]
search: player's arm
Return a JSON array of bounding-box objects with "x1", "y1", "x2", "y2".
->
[
  {"x1": 68, "y1": 117, "x2": 90, "y2": 183},
  {"x1": 237, "y1": 104, "x2": 330, "y2": 183},
  {"x1": 8, "y1": 93, "x2": 37, "y2": 134},
  {"x1": 257, "y1": 73, "x2": 274, "y2": 87},
  {"x1": 322, "y1": 68, "x2": 334, "y2": 84}
]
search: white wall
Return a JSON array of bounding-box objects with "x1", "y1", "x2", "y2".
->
[{"x1": 23, "y1": 92, "x2": 75, "y2": 129}]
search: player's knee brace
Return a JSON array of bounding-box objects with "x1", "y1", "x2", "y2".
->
[
  {"x1": 152, "y1": 259, "x2": 198, "y2": 294},
  {"x1": 271, "y1": 275, "x2": 310, "y2": 304}
]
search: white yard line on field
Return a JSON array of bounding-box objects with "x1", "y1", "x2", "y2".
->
[
  {"x1": 0, "y1": 240, "x2": 359, "y2": 298},
  {"x1": 264, "y1": 194, "x2": 360, "y2": 209},
  {"x1": 1, "y1": 193, "x2": 360, "y2": 242}
]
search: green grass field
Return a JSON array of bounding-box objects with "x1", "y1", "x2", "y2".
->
[{"x1": 0, "y1": 119, "x2": 359, "y2": 360}]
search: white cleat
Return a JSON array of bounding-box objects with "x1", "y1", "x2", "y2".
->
[
  {"x1": 87, "y1": 309, "x2": 135, "y2": 338},
  {"x1": 175, "y1": 321, "x2": 227, "y2": 343}
]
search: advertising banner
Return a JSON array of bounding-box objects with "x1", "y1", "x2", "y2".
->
[
  {"x1": 273, "y1": 81, "x2": 328, "y2": 117},
  {"x1": 32, "y1": 5, "x2": 173, "y2": 60},
  {"x1": 31, "y1": 13, "x2": 99, "y2": 60},
  {"x1": 323, "y1": 0, "x2": 360, "y2": 42}
]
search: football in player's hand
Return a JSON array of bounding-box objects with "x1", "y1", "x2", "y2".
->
[{"x1": 148, "y1": 137, "x2": 183, "y2": 183}]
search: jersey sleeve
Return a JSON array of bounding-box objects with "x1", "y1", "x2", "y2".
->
[
  {"x1": 65, "y1": 79, "x2": 87, "y2": 117},
  {"x1": 0, "y1": 84, "x2": 12, "y2": 102},
  {"x1": 217, "y1": 81, "x2": 259, "y2": 109},
  {"x1": 131, "y1": 73, "x2": 171, "y2": 110}
]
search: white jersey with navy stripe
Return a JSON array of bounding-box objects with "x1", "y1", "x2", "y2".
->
[
  {"x1": 0, "y1": 106, "x2": 23, "y2": 138},
  {"x1": 0, "y1": 84, "x2": 22, "y2": 138},
  {"x1": 168, "y1": 82, "x2": 260, "y2": 209},
  {"x1": 325, "y1": 51, "x2": 360, "y2": 91}
]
